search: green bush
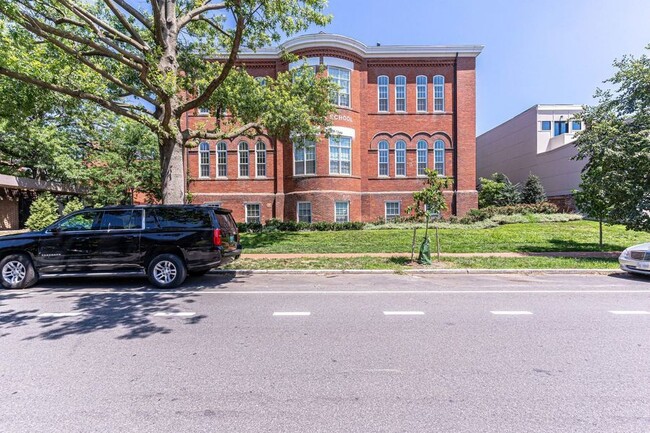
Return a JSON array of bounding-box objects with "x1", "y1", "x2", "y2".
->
[
  {"x1": 460, "y1": 203, "x2": 560, "y2": 224},
  {"x1": 521, "y1": 174, "x2": 547, "y2": 204},
  {"x1": 478, "y1": 173, "x2": 522, "y2": 207},
  {"x1": 25, "y1": 192, "x2": 59, "y2": 231},
  {"x1": 62, "y1": 197, "x2": 85, "y2": 215},
  {"x1": 239, "y1": 219, "x2": 365, "y2": 233}
]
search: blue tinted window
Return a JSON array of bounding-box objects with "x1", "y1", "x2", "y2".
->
[
  {"x1": 572, "y1": 121, "x2": 582, "y2": 131},
  {"x1": 541, "y1": 121, "x2": 551, "y2": 131}
]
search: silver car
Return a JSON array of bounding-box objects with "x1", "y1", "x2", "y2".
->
[{"x1": 619, "y1": 243, "x2": 650, "y2": 275}]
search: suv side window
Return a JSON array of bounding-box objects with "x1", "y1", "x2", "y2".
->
[
  {"x1": 100, "y1": 210, "x2": 143, "y2": 230},
  {"x1": 144, "y1": 209, "x2": 159, "y2": 230},
  {"x1": 57, "y1": 211, "x2": 103, "y2": 232},
  {"x1": 154, "y1": 208, "x2": 212, "y2": 229},
  {"x1": 215, "y1": 213, "x2": 236, "y2": 233}
]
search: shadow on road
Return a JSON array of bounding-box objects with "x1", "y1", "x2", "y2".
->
[{"x1": 0, "y1": 272, "x2": 240, "y2": 340}]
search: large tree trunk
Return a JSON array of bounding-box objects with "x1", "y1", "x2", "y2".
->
[{"x1": 160, "y1": 132, "x2": 186, "y2": 204}]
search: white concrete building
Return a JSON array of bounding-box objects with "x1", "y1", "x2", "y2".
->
[{"x1": 476, "y1": 104, "x2": 586, "y2": 209}]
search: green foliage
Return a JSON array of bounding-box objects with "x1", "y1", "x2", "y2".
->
[
  {"x1": 406, "y1": 169, "x2": 452, "y2": 220},
  {"x1": 459, "y1": 203, "x2": 560, "y2": 224},
  {"x1": 62, "y1": 197, "x2": 84, "y2": 215},
  {"x1": 237, "y1": 219, "x2": 365, "y2": 233},
  {"x1": 25, "y1": 192, "x2": 59, "y2": 231},
  {"x1": 521, "y1": 174, "x2": 546, "y2": 204},
  {"x1": 478, "y1": 173, "x2": 522, "y2": 208},
  {"x1": 0, "y1": 1, "x2": 336, "y2": 202},
  {"x1": 574, "y1": 44, "x2": 650, "y2": 232},
  {"x1": 84, "y1": 119, "x2": 161, "y2": 206}
]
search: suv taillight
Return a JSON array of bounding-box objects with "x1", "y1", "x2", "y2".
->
[{"x1": 213, "y1": 228, "x2": 222, "y2": 246}]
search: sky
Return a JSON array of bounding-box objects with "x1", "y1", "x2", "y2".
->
[{"x1": 293, "y1": 0, "x2": 650, "y2": 135}]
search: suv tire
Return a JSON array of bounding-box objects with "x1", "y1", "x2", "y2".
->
[
  {"x1": 147, "y1": 254, "x2": 187, "y2": 288},
  {"x1": 0, "y1": 254, "x2": 38, "y2": 289}
]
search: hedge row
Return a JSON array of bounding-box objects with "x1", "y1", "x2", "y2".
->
[
  {"x1": 237, "y1": 218, "x2": 365, "y2": 233},
  {"x1": 459, "y1": 202, "x2": 559, "y2": 224}
]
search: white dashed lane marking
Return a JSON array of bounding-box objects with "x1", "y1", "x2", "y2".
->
[
  {"x1": 609, "y1": 310, "x2": 650, "y2": 315},
  {"x1": 37, "y1": 312, "x2": 85, "y2": 318},
  {"x1": 490, "y1": 311, "x2": 533, "y2": 315},
  {"x1": 383, "y1": 311, "x2": 425, "y2": 316},
  {"x1": 273, "y1": 312, "x2": 311, "y2": 317},
  {"x1": 152, "y1": 312, "x2": 196, "y2": 317}
]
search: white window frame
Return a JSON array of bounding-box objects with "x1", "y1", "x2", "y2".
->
[
  {"x1": 417, "y1": 140, "x2": 428, "y2": 176},
  {"x1": 395, "y1": 75, "x2": 406, "y2": 112},
  {"x1": 385, "y1": 201, "x2": 401, "y2": 221},
  {"x1": 434, "y1": 140, "x2": 445, "y2": 175},
  {"x1": 328, "y1": 66, "x2": 351, "y2": 108},
  {"x1": 198, "y1": 141, "x2": 210, "y2": 178},
  {"x1": 245, "y1": 203, "x2": 261, "y2": 224},
  {"x1": 335, "y1": 201, "x2": 349, "y2": 223},
  {"x1": 297, "y1": 201, "x2": 312, "y2": 223},
  {"x1": 395, "y1": 140, "x2": 406, "y2": 177},
  {"x1": 329, "y1": 136, "x2": 352, "y2": 175},
  {"x1": 198, "y1": 107, "x2": 210, "y2": 115},
  {"x1": 238, "y1": 142, "x2": 249, "y2": 177},
  {"x1": 216, "y1": 142, "x2": 227, "y2": 178},
  {"x1": 293, "y1": 140, "x2": 316, "y2": 176},
  {"x1": 416, "y1": 75, "x2": 428, "y2": 112},
  {"x1": 434, "y1": 75, "x2": 445, "y2": 112},
  {"x1": 378, "y1": 140, "x2": 389, "y2": 177},
  {"x1": 378, "y1": 75, "x2": 389, "y2": 112},
  {"x1": 255, "y1": 141, "x2": 266, "y2": 178}
]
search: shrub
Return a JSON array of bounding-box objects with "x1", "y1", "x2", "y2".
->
[
  {"x1": 478, "y1": 173, "x2": 522, "y2": 208},
  {"x1": 459, "y1": 202, "x2": 560, "y2": 224},
  {"x1": 62, "y1": 197, "x2": 85, "y2": 215},
  {"x1": 26, "y1": 192, "x2": 59, "y2": 231},
  {"x1": 240, "y1": 219, "x2": 365, "y2": 233},
  {"x1": 237, "y1": 222, "x2": 263, "y2": 233},
  {"x1": 521, "y1": 174, "x2": 547, "y2": 204}
]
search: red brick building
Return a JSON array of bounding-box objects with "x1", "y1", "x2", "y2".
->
[{"x1": 185, "y1": 34, "x2": 482, "y2": 224}]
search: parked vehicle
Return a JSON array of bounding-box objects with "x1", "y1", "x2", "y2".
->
[
  {"x1": 619, "y1": 242, "x2": 650, "y2": 276},
  {"x1": 0, "y1": 205, "x2": 241, "y2": 289}
]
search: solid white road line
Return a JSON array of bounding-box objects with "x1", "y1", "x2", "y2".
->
[
  {"x1": 383, "y1": 311, "x2": 425, "y2": 316},
  {"x1": 490, "y1": 311, "x2": 533, "y2": 315},
  {"x1": 273, "y1": 312, "x2": 311, "y2": 317},
  {"x1": 37, "y1": 312, "x2": 85, "y2": 318},
  {"x1": 152, "y1": 312, "x2": 196, "y2": 317},
  {"x1": 609, "y1": 310, "x2": 650, "y2": 315}
]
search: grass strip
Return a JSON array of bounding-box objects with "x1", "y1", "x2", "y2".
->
[{"x1": 224, "y1": 256, "x2": 621, "y2": 271}]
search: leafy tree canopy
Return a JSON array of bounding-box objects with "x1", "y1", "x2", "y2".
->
[
  {"x1": 574, "y1": 44, "x2": 650, "y2": 231},
  {"x1": 478, "y1": 173, "x2": 521, "y2": 208},
  {"x1": 0, "y1": 1, "x2": 337, "y2": 203}
]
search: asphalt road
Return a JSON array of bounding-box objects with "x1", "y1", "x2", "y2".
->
[{"x1": 1, "y1": 272, "x2": 650, "y2": 433}]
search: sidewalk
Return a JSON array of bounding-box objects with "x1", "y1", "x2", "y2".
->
[{"x1": 242, "y1": 251, "x2": 620, "y2": 259}]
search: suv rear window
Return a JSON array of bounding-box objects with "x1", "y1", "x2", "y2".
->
[
  {"x1": 215, "y1": 213, "x2": 237, "y2": 233},
  {"x1": 153, "y1": 208, "x2": 212, "y2": 229}
]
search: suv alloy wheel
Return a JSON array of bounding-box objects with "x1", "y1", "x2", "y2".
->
[
  {"x1": 147, "y1": 254, "x2": 187, "y2": 288},
  {"x1": 0, "y1": 254, "x2": 38, "y2": 289}
]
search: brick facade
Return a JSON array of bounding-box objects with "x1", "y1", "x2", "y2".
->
[{"x1": 184, "y1": 34, "x2": 482, "y2": 223}]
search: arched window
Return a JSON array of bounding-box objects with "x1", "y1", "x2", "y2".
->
[
  {"x1": 255, "y1": 141, "x2": 266, "y2": 177},
  {"x1": 216, "y1": 142, "x2": 227, "y2": 177},
  {"x1": 378, "y1": 75, "x2": 389, "y2": 112},
  {"x1": 199, "y1": 142, "x2": 210, "y2": 178},
  {"x1": 417, "y1": 140, "x2": 428, "y2": 176},
  {"x1": 395, "y1": 140, "x2": 406, "y2": 176},
  {"x1": 416, "y1": 76, "x2": 427, "y2": 112},
  {"x1": 238, "y1": 142, "x2": 249, "y2": 177},
  {"x1": 395, "y1": 76, "x2": 406, "y2": 112},
  {"x1": 378, "y1": 140, "x2": 389, "y2": 176},
  {"x1": 434, "y1": 75, "x2": 445, "y2": 112},
  {"x1": 434, "y1": 140, "x2": 445, "y2": 175}
]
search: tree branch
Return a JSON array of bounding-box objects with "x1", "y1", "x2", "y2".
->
[
  {"x1": 0, "y1": 66, "x2": 155, "y2": 127},
  {"x1": 112, "y1": 0, "x2": 153, "y2": 31},
  {"x1": 102, "y1": 0, "x2": 148, "y2": 48},
  {"x1": 178, "y1": 1, "x2": 226, "y2": 29},
  {"x1": 177, "y1": 5, "x2": 244, "y2": 114},
  {"x1": 184, "y1": 122, "x2": 263, "y2": 141}
]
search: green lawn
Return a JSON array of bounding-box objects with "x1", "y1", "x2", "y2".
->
[
  {"x1": 241, "y1": 220, "x2": 647, "y2": 254},
  {"x1": 225, "y1": 256, "x2": 621, "y2": 270}
]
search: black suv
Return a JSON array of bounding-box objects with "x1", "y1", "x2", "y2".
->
[{"x1": 0, "y1": 205, "x2": 241, "y2": 289}]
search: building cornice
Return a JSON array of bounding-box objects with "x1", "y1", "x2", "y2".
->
[{"x1": 232, "y1": 33, "x2": 483, "y2": 60}]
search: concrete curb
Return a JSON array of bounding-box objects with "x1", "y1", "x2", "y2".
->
[{"x1": 214, "y1": 268, "x2": 624, "y2": 276}]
